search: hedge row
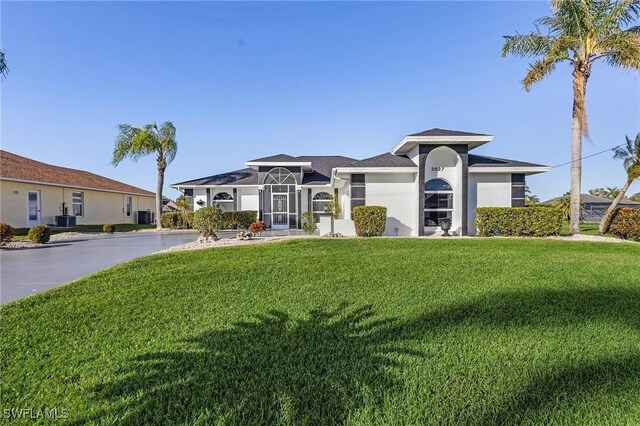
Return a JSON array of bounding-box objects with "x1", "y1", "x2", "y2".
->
[
  {"x1": 476, "y1": 206, "x2": 563, "y2": 237},
  {"x1": 353, "y1": 206, "x2": 387, "y2": 237},
  {"x1": 608, "y1": 208, "x2": 640, "y2": 241},
  {"x1": 220, "y1": 210, "x2": 258, "y2": 230}
]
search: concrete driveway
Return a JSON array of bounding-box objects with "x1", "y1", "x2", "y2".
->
[{"x1": 0, "y1": 231, "x2": 198, "y2": 304}]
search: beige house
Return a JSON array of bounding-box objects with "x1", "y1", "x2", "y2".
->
[{"x1": 0, "y1": 150, "x2": 156, "y2": 228}]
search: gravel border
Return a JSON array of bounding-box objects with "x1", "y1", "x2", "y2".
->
[{"x1": 155, "y1": 236, "x2": 288, "y2": 254}]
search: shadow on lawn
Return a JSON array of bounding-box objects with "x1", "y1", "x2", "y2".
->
[
  {"x1": 87, "y1": 304, "x2": 420, "y2": 424},
  {"x1": 87, "y1": 287, "x2": 640, "y2": 424}
]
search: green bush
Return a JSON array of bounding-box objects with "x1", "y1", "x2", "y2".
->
[
  {"x1": 160, "y1": 212, "x2": 182, "y2": 229},
  {"x1": 353, "y1": 206, "x2": 387, "y2": 237},
  {"x1": 608, "y1": 208, "x2": 640, "y2": 241},
  {"x1": 0, "y1": 222, "x2": 14, "y2": 244},
  {"x1": 102, "y1": 224, "x2": 116, "y2": 234},
  {"x1": 28, "y1": 225, "x2": 51, "y2": 244},
  {"x1": 475, "y1": 207, "x2": 563, "y2": 237},
  {"x1": 301, "y1": 211, "x2": 317, "y2": 234},
  {"x1": 192, "y1": 207, "x2": 223, "y2": 237},
  {"x1": 219, "y1": 211, "x2": 258, "y2": 230},
  {"x1": 181, "y1": 212, "x2": 194, "y2": 229}
]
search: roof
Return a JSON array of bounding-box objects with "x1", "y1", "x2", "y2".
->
[
  {"x1": 173, "y1": 167, "x2": 258, "y2": 186},
  {"x1": 296, "y1": 156, "x2": 357, "y2": 184},
  {"x1": 247, "y1": 153, "x2": 299, "y2": 163},
  {"x1": 543, "y1": 194, "x2": 640, "y2": 205},
  {"x1": 342, "y1": 152, "x2": 417, "y2": 168},
  {"x1": 408, "y1": 128, "x2": 491, "y2": 137},
  {"x1": 468, "y1": 154, "x2": 546, "y2": 169},
  {"x1": 0, "y1": 150, "x2": 155, "y2": 196}
]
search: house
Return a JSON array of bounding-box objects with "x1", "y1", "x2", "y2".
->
[
  {"x1": 163, "y1": 197, "x2": 179, "y2": 213},
  {"x1": 544, "y1": 193, "x2": 640, "y2": 222},
  {"x1": 172, "y1": 128, "x2": 549, "y2": 236},
  {"x1": 0, "y1": 150, "x2": 156, "y2": 228}
]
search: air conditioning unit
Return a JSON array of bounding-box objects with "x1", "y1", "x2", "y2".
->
[
  {"x1": 137, "y1": 210, "x2": 152, "y2": 225},
  {"x1": 55, "y1": 215, "x2": 77, "y2": 227}
]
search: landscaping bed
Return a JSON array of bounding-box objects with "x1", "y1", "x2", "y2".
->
[{"x1": 1, "y1": 239, "x2": 639, "y2": 424}]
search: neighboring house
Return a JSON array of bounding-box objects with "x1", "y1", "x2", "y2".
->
[
  {"x1": 172, "y1": 128, "x2": 549, "y2": 236},
  {"x1": 163, "y1": 197, "x2": 179, "y2": 213},
  {"x1": 0, "y1": 150, "x2": 156, "y2": 228},
  {"x1": 544, "y1": 193, "x2": 640, "y2": 222}
]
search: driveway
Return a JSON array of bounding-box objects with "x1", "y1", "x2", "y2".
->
[{"x1": 0, "y1": 231, "x2": 198, "y2": 304}]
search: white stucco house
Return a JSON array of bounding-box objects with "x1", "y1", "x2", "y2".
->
[{"x1": 171, "y1": 128, "x2": 549, "y2": 236}]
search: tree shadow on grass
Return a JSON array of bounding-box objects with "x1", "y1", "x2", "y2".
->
[{"x1": 86, "y1": 304, "x2": 421, "y2": 424}]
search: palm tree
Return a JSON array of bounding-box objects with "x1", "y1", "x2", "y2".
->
[
  {"x1": 589, "y1": 187, "x2": 608, "y2": 197},
  {"x1": 502, "y1": 0, "x2": 640, "y2": 234},
  {"x1": 604, "y1": 186, "x2": 622, "y2": 199},
  {"x1": 175, "y1": 195, "x2": 190, "y2": 213},
  {"x1": 630, "y1": 192, "x2": 640, "y2": 202},
  {"x1": 553, "y1": 192, "x2": 573, "y2": 221},
  {"x1": 598, "y1": 133, "x2": 640, "y2": 234},
  {"x1": 112, "y1": 122, "x2": 177, "y2": 230},
  {"x1": 0, "y1": 49, "x2": 8, "y2": 80},
  {"x1": 525, "y1": 185, "x2": 540, "y2": 205}
]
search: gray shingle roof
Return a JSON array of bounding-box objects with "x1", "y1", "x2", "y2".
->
[
  {"x1": 173, "y1": 168, "x2": 258, "y2": 186},
  {"x1": 544, "y1": 194, "x2": 640, "y2": 205},
  {"x1": 469, "y1": 154, "x2": 546, "y2": 168},
  {"x1": 247, "y1": 153, "x2": 299, "y2": 162},
  {"x1": 408, "y1": 128, "x2": 490, "y2": 137},
  {"x1": 343, "y1": 152, "x2": 416, "y2": 168},
  {"x1": 298, "y1": 156, "x2": 358, "y2": 184}
]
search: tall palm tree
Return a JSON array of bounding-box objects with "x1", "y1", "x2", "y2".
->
[
  {"x1": 604, "y1": 186, "x2": 622, "y2": 199},
  {"x1": 502, "y1": 0, "x2": 640, "y2": 234},
  {"x1": 589, "y1": 187, "x2": 608, "y2": 197},
  {"x1": 112, "y1": 122, "x2": 177, "y2": 230},
  {"x1": 0, "y1": 49, "x2": 8, "y2": 80},
  {"x1": 598, "y1": 133, "x2": 640, "y2": 234}
]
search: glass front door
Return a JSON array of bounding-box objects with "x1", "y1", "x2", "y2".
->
[
  {"x1": 271, "y1": 193, "x2": 289, "y2": 228},
  {"x1": 27, "y1": 190, "x2": 40, "y2": 227}
]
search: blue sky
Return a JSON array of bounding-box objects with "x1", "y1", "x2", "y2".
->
[{"x1": 2, "y1": 1, "x2": 638, "y2": 201}]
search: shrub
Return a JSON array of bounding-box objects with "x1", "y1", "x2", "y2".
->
[
  {"x1": 102, "y1": 224, "x2": 116, "y2": 234},
  {"x1": 301, "y1": 211, "x2": 317, "y2": 234},
  {"x1": 181, "y1": 211, "x2": 194, "y2": 229},
  {"x1": 161, "y1": 212, "x2": 182, "y2": 229},
  {"x1": 0, "y1": 222, "x2": 14, "y2": 244},
  {"x1": 28, "y1": 225, "x2": 51, "y2": 244},
  {"x1": 608, "y1": 208, "x2": 640, "y2": 241},
  {"x1": 249, "y1": 221, "x2": 267, "y2": 235},
  {"x1": 192, "y1": 207, "x2": 223, "y2": 238},
  {"x1": 220, "y1": 211, "x2": 258, "y2": 230},
  {"x1": 353, "y1": 206, "x2": 387, "y2": 237},
  {"x1": 475, "y1": 206, "x2": 563, "y2": 237}
]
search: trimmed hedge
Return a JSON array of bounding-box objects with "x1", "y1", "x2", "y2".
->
[
  {"x1": 608, "y1": 208, "x2": 640, "y2": 241},
  {"x1": 220, "y1": 211, "x2": 258, "y2": 230},
  {"x1": 192, "y1": 207, "x2": 223, "y2": 237},
  {"x1": 0, "y1": 222, "x2": 14, "y2": 244},
  {"x1": 28, "y1": 225, "x2": 51, "y2": 244},
  {"x1": 476, "y1": 206, "x2": 563, "y2": 237},
  {"x1": 353, "y1": 206, "x2": 387, "y2": 237},
  {"x1": 160, "y1": 212, "x2": 183, "y2": 229}
]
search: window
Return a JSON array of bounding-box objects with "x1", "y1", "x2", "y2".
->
[
  {"x1": 213, "y1": 191, "x2": 234, "y2": 211},
  {"x1": 424, "y1": 178, "x2": 452, "y2": 227},
  {"x1": 72, "y1": 192, "x2": 84, "y2": 216},
  {"x1": 312, "y1": 192, "x2": 332, "y2": 213},
  {"x1": 350, "y1": 174, "x2": 365, "y2": 217},
  {"x1": 263, "y1": 167, "x2": 297, "y2": 185},
  {"x1": 126, "y1": 196, "x2": 132, "y2": 216}
]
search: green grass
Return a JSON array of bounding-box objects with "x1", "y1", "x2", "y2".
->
[
  {"x1": 11, "y1": 224, "x2": 156, "y2": 240},
  {"x1": 2, "y1": 239, "x2": 639, "y2": 424}
]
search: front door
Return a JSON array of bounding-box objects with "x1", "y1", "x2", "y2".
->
[
  {"x1": 26, "y1": 190, "x2": 41, "y2": 227},
  {"x1": 271, "y1": 193, "x2": 289, "y2": 229}
]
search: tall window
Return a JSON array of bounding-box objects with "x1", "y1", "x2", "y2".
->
[
  {"x1": 350, "y1": 174, "x2": 365, "y2": 217},
  {"x1": 213, "y1": 192, "x2": 234, "y2": 211},
  {"x1": 312, "y1": 192, "x2": 332, "y2": 213},
  {"x1": 72, "y1": 192, "x2": 84, "y2": 216},
  {"x1": 424, "y1": 178, "x2": 452, "y2": 226},
  {"x1": 126, "y1": 196, "x2": 132, "y2": 216}
]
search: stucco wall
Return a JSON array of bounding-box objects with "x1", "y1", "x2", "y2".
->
[
  {"x1": 467, "y1": 172, "x2": 512, "y2": 235},
  {"x1": 0, "y1": 180, "x2": 155, "y2": 228},
  {"x1": 238, "y1": 187, "x2": 259, "y2": 211},
  {"x1": 365, "y1": 173, "x2": 418, "y2": 236}
]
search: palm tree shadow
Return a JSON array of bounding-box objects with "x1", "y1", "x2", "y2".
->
[{"x1": 87, "y1": 304, "x2": 420, "y2": 424}]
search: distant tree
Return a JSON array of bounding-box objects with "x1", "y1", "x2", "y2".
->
[
  {"x1": 112, "y1": 122, "x2": 177, "y2": 230},
  {"x1": 502, "y1": 0, "x2": 640, "y2": 234},
  {"x1": 176, "y1": 195, "x2": 190, "y2": 213},
  {"x1": 525, "y1": 186, "x2": 540, "y2": 205},
  {"x1": 588, "y1": 187, "x2": 608, "y2": 198},
  {"x1": 604, "y1": 186, "x2": 622, "y2": 199},
  {"x1": 598, "y1": 134, "x2": 640, "y2": 235},
  {"x1": 630, "y1": 192, "x2": 640, "y2": 202},
  {"x1": 0, "y1": 49, "x2": 8, "y2": 80}
]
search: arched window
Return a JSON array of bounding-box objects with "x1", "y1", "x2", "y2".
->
[
  {"x1": 213, "y1": 192, "x2": 234, "y2": 211},
  {"x1": 263, "y1": 167, "x2": 297, "y2": 185},
  {"x1": 312, "y1": 191, "x2": 332, "y2": 213},
  {"x1": 424, "y1": 178, "x2": 453, "y2": 226}
]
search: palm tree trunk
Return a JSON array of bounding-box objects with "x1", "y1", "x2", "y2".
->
[
  {"x1": 598, "y1": 177, "x2": 632, "y2": 236},
  {"x1": 569, "y1": 69, "x2": 587, "y2": 235},
  {"x1": 156, "y1": 166, "x2": 165, "y2": 230}
]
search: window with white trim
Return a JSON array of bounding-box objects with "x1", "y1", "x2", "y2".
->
[
  {"x1": 126, "y1": 196, "x2": 132, "y2": 216},
  {"x1": 213, "y1": 192, "x2": 234, "y2": 211},
  {"x1": 350, "y1": 174, "x2": 365, "y2": 217},
  {"x1": 72, "y1": 192, "x2": 84, "y2": 216},
  {"x1": 424, "y1": 178, "x2": 452, "y2": 226}
]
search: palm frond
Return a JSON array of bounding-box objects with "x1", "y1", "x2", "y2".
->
[
  {"x1": 0, "y1": 49, "x2": 7, "y2": 80},
  {"x1": 599, "y1": 30, "x2": 640, "y2": 68},
  {"x1": 501, "y1": 33, "x2": 552, "y2": 58}
]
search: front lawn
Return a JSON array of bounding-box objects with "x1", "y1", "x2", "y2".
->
[{"x1": 1, "y1": 239, "x2": 639, "y2": 424}]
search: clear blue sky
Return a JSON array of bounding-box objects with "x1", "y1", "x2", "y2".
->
[{"x1": 2, "y1": 1, "x2": 638, "y2": 201}]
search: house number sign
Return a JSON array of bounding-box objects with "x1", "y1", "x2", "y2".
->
[{"x1": 431, "y1": 166, "x2": 445, "y2": 171}]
